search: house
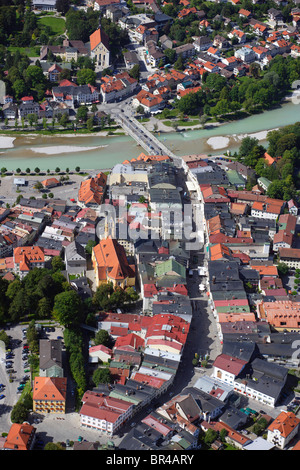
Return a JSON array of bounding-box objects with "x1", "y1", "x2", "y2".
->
[
  {"x1": 64, "y1": 240, "x2": 87, "y2": 278},
  {"x1": 100, "y1": 72, "x2": 138, "y2": 103},
  {"x1": 234, "y1": 358, "x2": 288, "y2": 407},
  {"x1": 89, "y1": 344, "x2": 113, "y2": 363},
  {"x1": 193, "y1": 36, "x2": 212, "y2": 52},
  {"x1": 3, "y1": 423, "x2": 36, "y2": 450},
  {"x1": 258, "y1": 300, "x2": 300, "y2": 332},
  {"x1": 288, "y1": 199, "x2": 298, "y2": 216},
  {"x1": 2, "y1": 102, "x2": 18, "y2": 119},
  {"x1": 39, "y1": 339, "x2": 63, "y2": 378},
  {"x1": 32, "y1": 0, "x2": 57, "y2": 10},
  {"x1": 41, "y1": 177, "x2": 60, "y2": 189},
  {"x1": 229, "y1": 29, "x2": 246, "y2": 43},
  {"x1": 132, "y1": 89, "x2": 164, "y2": 113},
  {"x1": 47, "y1": 63, "x2": 63, "y2": 82},
  {"x1": 268, "y1": 8, "x2": 283, "y2": 23},
  {"x1": 90, "y1": 28, "x2": 110, "y2": 69},
  {"x1": 18, "y1": 100, "x2": 40, "y2": 119},
  {"x1": 273, "y1": 213, "x2": 297, "y2": 252},
  {"x1": 123, "y1": 51, "x2": 139, "y2": 69},
  {"x1": 278, "y1": 247, "x2": 300, "y2": 269},
  {"x1": 257, "y1": 176, "x2": 271, "y2": 192},
  {"x1": 267, "y1": 411, "x2": 300, "y2": 449},
  {"x1": 92, "y1": 237, "x2": 135, "y2": 288},
  {"x1": 250, "y1": 199, "x2": 284, "y2": 220},
  {"x1": 52, "y1": 83, "x2": 99, "y2": 107},
  {"x1": 174, "y1": 43, "x2": 195, "y2": 59},
  {"x1": 32, "y1": 376, "x2": 67, "y2": 414},
  {"x1": 13, "y1": 246, "x2": 45, "y2": 279},
  {"x1": 80, "y1": 391, "x2": 134, "y2": 435},
  {"x1": 239, "y1": 8, "x2": 252, "y2": 19},
  {"x1": 77, "y1": 172, "x2": 107, "y2": 209},
  {"x1": 212, "y1": 353, "x2": 247, "y2": 385}
]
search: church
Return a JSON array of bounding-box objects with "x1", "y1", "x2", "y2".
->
[{"x1": 90, "y1": 28, "x2": 110, "y2": 70}]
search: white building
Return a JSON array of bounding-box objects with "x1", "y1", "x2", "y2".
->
[
  {"x1": 80, "y1": 391, "x2": 134, "y2": 435},
  {"x1": 267, "y1": 411, "x2": 300, "y2": 449}
]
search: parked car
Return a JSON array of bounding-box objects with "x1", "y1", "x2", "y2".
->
[{"x1": 0, "y1": 394, "x2": 5, "y2": 400}]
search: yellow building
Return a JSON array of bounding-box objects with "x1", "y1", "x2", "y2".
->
[
  {"x1": 92, "y1": 237, "x2": 135, "y2": 288},
  {"x1": 33, "y1": 377, "x2": 67, "y2": 414}
]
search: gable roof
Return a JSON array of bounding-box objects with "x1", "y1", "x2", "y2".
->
[
  {"x1": 213, "y1": 353, "x2": 247, "y2": 376},
  {"x1": 90, "y1": 28, "x2": 110, "y2": 51},
  {"x1": 93, "y1": 237, "x2": 135, "y2": 281}
]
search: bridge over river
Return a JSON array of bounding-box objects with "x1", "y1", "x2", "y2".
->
[{"x1": 110, "y1": 108, "x2": 177, "y2": 160}]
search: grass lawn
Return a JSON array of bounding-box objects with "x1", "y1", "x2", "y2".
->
[
  {"x1": 38, "y1": 16, "x2": 66, "y2": 36},
  {"x1": 7, "y1": 46, "x2": 40, "y2": 57},
  {"x1": 162, "y1": 119, "x2": 200, "y2": 127}
]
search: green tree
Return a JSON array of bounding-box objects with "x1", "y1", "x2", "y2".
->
[
  {"x1": 12, "y1": 79, "x2": 27, "y2": 99},
  {"x1": 55, "y1": 0, "x2": 70, "y2": 15},
  {"x1": 51, "y1": 256, "x2": 65, "y2": 272},
  {"x1": 129, "y1": 63, "x2": 140, "y2": 81},
  {"x1": 86, "y1": 116, "x2": 94, "y2": 132},
  {"x1": 76, "y1": 68, "x2": 96, "y2": 86},
  {"x1": 76, "y1": 106, "x2": 88, "y2": 122},
  {"x1": 94, "y1": 329, "x2": 110, "y2": 346},
  {"x1": 59, "y1": 113, "x2": 69, "y2": 128},
  {"x1": 92, "y1": 367, "x2": 111, "y2": 386},
  {"x1": 52, "y1": 291, "x2": 83, "y2": 327},
  {"x1": 11, "y1": 402, "x2": 28, "y2": 424},
  {"x1": 93, "y1": 282, "x2": 114, "y2": 310}
]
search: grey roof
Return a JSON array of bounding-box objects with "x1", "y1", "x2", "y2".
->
[
  {"x1": 181, "y1": 387, "x2": 224, "y2": 416},
  {"x1": 221, "y1": 340, "x2": 258, "y2": 363},
  {"x1": 19, "y1": 197, "x2": 47, "y2": 209},
  {"x1": 219, "y1": 405, "x2": 250, "y2": 430},
  {"x1": 39, "y1": 339, "x2": 62, "y2": 371},
  {"x1": 234, "y1": 358, "x2": 288, "y2": 404},
  {"x1": 208, "y1": 260, "x2": 241, "y2": 283},
  {"x1": 65, "y1": 240, "x2": 86, "y2": 261}
]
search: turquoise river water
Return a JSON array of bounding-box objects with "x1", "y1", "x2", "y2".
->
[{"x1": 0, "y1": 98, "x2": 299, "y2": 171}]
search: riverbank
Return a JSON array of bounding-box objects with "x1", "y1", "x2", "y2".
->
[{"x1": 0, "y1": 96, "x2": 298, "y2": 171}]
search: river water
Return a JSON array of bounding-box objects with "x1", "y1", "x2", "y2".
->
[{"x1": 0, "y1": 99, "x2": 299, "y2": 171}]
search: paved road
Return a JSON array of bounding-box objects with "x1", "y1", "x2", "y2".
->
[{"x1": 0, "y1": 325, "x2": 26, "y2": 432}]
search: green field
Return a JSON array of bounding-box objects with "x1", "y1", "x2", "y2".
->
[
  {"x1": 37, "y1": 16, "x2": 66, "y2": 36},
  {"x1": 7, "y1": 46, "x2": 40, "y2": 57}
]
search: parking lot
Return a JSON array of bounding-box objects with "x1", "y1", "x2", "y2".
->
[
  {"x1": 0, "y1": 323, "x2": 126, "y2": 448},
  {"x1": 0, "y1": 172, "x2": 93, "y2": 207}
]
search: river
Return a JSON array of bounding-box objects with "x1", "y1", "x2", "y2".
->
[{"x1": 0, "y1": 98, "x2": 299, "y2": 171}]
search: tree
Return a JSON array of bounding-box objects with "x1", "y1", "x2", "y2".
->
[
  {"x1": 33, "y1": 181, "x2": 43, "y2": 192},
  {"x1": 52, "y1": 291, "x2": 83, "y2": 327},
  {"x1": 76, "y1": 68, "x2": 96, "y2": 86},
  {"x1": 86, "y1": 116, "x2": 94, "y2": 132},
  {"x1": 85, "y1": 240, "x2": 97, "y2": 255},
  {"x1": 55, "y1": 0, "x2": 70, "y2": 14},
  {"x1": 174, "y1": 54, "x2": 184, "y2": 71},
  {"x1": 92, "y1": 367, "x2": 111, "y2": 386},
  {"x1": 12, "y1": 79, "x2": 27, "y2": 99},
  {"x1": 129, "y1": 64, "x2": 140, "y2": 81},
  {"x1": 204, "y1": 428, "x2": 218, "y2": 445},
  {"x1": 11, "y1": 402, "x2": 28, "y2": 424},
  {"x1": 94, "y1": 329, "x2": 110, "y2": 346},
  {"x1": 238, "y1": 136, "x2": 259, "y2": 161},
  {"x1": 76, "y1": 106, "x2": 88, "y2": 123},
  {"x1": 51, "y1": 256, "x2": 65, "y2": 272},
  {"x1": 93, "y1": 282, "x2": 114, "y2": 310},
  {"x1": 25, "y1": 65, "x2": 45, "y2": 88},
  {"x1": 59, "y1": 113, "x2": 69, "y2": 128}
]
